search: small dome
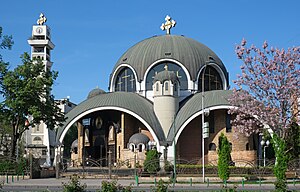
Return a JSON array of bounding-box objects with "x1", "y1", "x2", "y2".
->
[
  {"x1": 153, "y1": 70, "x2": 179, "y2": 84},
  {"x1": 87, "y1": 87, "x2": 106, "y2": 99},
  {"x1": 71, "y1": 139, "x2": 78, "y2": 149},
  {"x1": 129, "y1": 133, "x2": 150, "y2": 145}
]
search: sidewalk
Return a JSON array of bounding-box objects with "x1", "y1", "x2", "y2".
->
[{"x1": 1, "y1": 177, "x2": 300, "y2": 191}]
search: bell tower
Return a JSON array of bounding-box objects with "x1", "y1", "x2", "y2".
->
[{"x1": 25, "y1": 13, "x2": 55, "y2": 166}]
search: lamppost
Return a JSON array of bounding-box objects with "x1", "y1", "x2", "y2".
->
[
  {"x1": 260, "y1": 139, "x2": 270, "y2": 167},
  {"x1": 201, "y1": 63, "x2": 210, "y2": 183}
]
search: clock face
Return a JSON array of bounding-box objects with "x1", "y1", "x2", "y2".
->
[{"x1": 36, "y1": 27, "x2": 43, "y2": 34}]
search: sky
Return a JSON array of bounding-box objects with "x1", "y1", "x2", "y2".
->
[{"x1": 1, "y1": 0, "x2": 299, "y2": 104}]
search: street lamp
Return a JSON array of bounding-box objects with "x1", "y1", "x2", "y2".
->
[
  {"x1": 201, "y1": 63, "x2": 210, "y2": 183},
  {"x1": 260, "y1": 139, "x2": 270, "y2": 167}
]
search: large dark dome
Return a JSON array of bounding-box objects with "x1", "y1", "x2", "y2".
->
[{"x1": 112, "y1": 35, "x2": 227, "y2": 82}]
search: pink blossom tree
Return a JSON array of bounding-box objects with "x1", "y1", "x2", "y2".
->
[
  {"x1": 229, "y1": 39, "x2": 299, "y2": 190},
  {"x1": 229, "y1": 39, "x2": 299, "y2": 139}
]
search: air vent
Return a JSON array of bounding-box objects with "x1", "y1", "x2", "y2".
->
[
  {"x1": 122, "y1": 58, "x2": 127, "y2": 62},
  {"x1": 165, "y1": 52, "x2": 171, "y2": 56}
]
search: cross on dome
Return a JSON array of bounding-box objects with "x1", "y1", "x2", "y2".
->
[
  {"x1": 37, "y1": 13, "x2": 47, "y2": 25},
  {"x1": 160, "y1": 15, "x2": 176, "y2": 35}
]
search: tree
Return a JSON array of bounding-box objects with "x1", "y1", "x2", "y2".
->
[
  {"x1": 229, "y1": 39, "x2": 300, "y2": 191},
  {"x1": 217, "y1": 133, "x2": 231, "y2": 182},
  {"x1": 0, "y1": 53, "x2": 65, "y2": 159}
]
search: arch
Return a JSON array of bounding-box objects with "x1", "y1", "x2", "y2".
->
[
  {"x1": 110, "y1": 64, "x2": 139, "y2": 92},
  {"x1": 142, "y1": 59, "x2": 192, "y2": 91},
  {"x1": 174, "y1": 105, "x2": 235, "y2": 144},
  {"x1": 58, "y1": 106, "x2": 162, "y2": 151},
  {"x1": 196, "y1": 63, "x2": 228, "y2": 91},
  {"x1": 114, "y1": 67, "x2": 136, "y2": 92},
  {"x1": 198, "y1": 66, "x2": 223, "y2": 92},
  {"x1": 33, "y1": 136, "x2": 42, "y2": 141}
]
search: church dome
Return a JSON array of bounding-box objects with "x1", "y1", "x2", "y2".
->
[
  {"x1": 112, "y1": 35, "x2": 228, "y2": 82},
  {"x1": 153, "y1": 69, "x2": 179, "y2": 84},
  {"x1": 71, "y1": 139, "x2": 78, "y2": 150},
  {"x1": 87, "y1": 87, "x2": 106, "y2": 99},
  {"x1": 129, "y1": 133, "x2": 150, "y2": 145}
]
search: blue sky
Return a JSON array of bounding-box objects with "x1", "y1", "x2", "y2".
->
[{"x1": 1, "y1": 0, "x2": 299, "y2": 104}]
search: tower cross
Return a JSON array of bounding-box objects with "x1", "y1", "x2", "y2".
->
[
  {"x1": 37, "y1": 13, "x2": 47, "y2": 25},
  {"x1": 160, "y1": 15, "x2": 176, "y2": 35}
]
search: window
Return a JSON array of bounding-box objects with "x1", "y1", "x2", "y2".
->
[
  {"x1": 42, "y1": 150, "x2": 47, "y2": 155},
  {"x1": 226, "y1": 113, "x2": 232, "y2": 132},
  {"x1": 209, "y1": 143, "x2": 216, "y2": 151},
  {"x1": 33, "y1": 136, "x2": 42, "y2": 141},
  {"x1": 198, "y1": 66, "x2": 223, "y2": 92},
  {"x1": 156, "y1": 82, "x2": 159, "y2": 91},
  {"x1": 114, "y1": 67, "x2": 136, "y2": 92},
  {"x1": 138, "y1": 144, "x2": 143, "y2": 152},
  {"x1": 165, "y1": 82, "x2": 169, "y2": 91},
  {"x1": 246, "y1": 143, "x2": 250, "y2": 151},
  {"x1": 146, "y1": 62, "x2": 188, "y2": 90}
]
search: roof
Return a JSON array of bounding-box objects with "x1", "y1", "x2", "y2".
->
[
  {"x1": 167, "y1": 90, "x2": 233, "y2": 142},
  {"x1": 129, "y1": 133, "x2": 150, "y2": 145},
  {"x1": 153, "y1": 70, "x2": 179, "y2": 84},
  {"x1": 87, "y1": 87, "x2": 106, "y2": 99},
  {"x1": 56, "y1": 92, "x2": 165, "y2": 142},
  {"x1": 112, "y1": 35, "x2": 227, "y2": 82}
]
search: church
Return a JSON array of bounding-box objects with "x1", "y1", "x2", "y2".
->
[{"x1": 27, "y1": 14, "x2": 258, "y2": 167}]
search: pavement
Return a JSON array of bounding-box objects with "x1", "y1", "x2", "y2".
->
[{"x1": 1, "y1": 176, "x2": 300, "y2": 191}]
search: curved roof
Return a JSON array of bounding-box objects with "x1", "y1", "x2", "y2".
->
[
  {"x1": 112, "y1": 35, "x2": 227, "y2": 82},
  {"x1": 167, "y1": 90, "x2": 233, "y2": 142},
  {"x1": 56, "y1": 92, "x2": 165, "y2": 142},
  {"x1": 87, "y1": 87, "x2": 106, "y2": 99},
  {"x1": 129, "y1": 133, "x2": 150, "y2": 145},
  {"x1": 153, "y1": 70, "x2": 179, "y2": 84},
  {"x1": 71, "y1": 139, "x2": 78, "y2": 149}
]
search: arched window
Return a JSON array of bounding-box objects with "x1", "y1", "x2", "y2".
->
[
  {"x1": 138, "y1": 144, "x2": 143, "y2": 152},
  {"x1": 165, "y1": 82, "x2": 169, "y2": 91},
  {"x1": 33, "y1": 136, "x2": 42, "y2": 141},
  {"x1": 246, "y1": 143, "x2": 250, "y2": 151},
  {"x1": 156, "y1": 82, "x2": 159, "y2": 91},
  {"x1": 198, "y1": 66, "x2": 223, "y2": 92},
  {"x1": 146, "y1": 62, "x2": 187, "y2": 90},
  {"x1": 209, "y1": 143, "x2": 216, "y2": 151},
  {"x1": 114, "y1": 67, "x2": 136, "y2": 92}
]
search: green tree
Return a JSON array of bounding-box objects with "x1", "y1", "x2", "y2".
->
[
  {"x1": 272, "y1": 134, "x2": 289, "y2": 191},
  {"x1": 143, "y1": 148, "x2": 161, "y2": 174},
  {"x1": 286, "y1": 120, "x2": 300, "y2": 159},
  {"x1": 0, "y1": 53, "x2": 65, "y2": 159},
  {"x1": 218, "y1": 133, "x2": 231, "y2": 182}
]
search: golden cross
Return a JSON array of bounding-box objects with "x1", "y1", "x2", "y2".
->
[
  {"x1": 37, "y1": 13, "x2": 47, "y2": 25},
  {"x1": 160, "y1": 15, "x2": 176, "y2": 35}
]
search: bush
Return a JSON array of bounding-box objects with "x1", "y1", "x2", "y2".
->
[
  {"x1": 62, "y1": 175, "x2": 86, "y2": 192},
  {"x1": 101, "y1": 180, "x2": 132, "y2": 192},
  {"x1": 143, "y1": 149, "x2": 161, "y2": 174},
  {"x1": 156, "y1": 179, "x2": 168, "y2": 192}
]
